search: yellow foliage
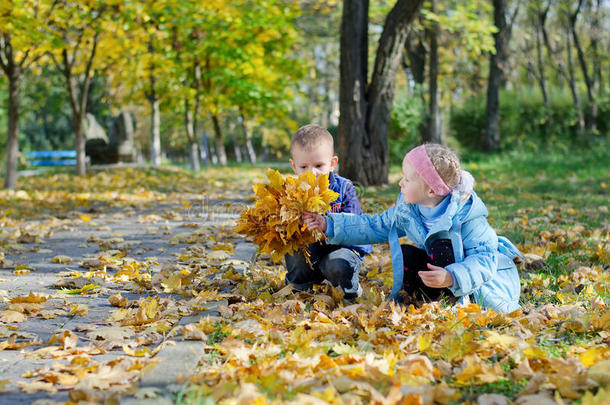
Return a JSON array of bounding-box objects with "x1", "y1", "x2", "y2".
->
[{"x1": 235, "y1": 169, "x2": 339, "y2": 262}]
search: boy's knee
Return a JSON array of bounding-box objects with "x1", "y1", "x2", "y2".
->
[
  {"x1": 319, "y1": 249, "x2": 361, "y2": 286},
  {"x1": 321, "y1": 260, "x2": 351, "y2": 284},
  {"x1": 285, "y1": 252, "x2": 323, "y2": 288}
]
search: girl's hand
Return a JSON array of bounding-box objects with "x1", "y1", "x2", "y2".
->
[
  {"x1": 303, "y1": 211, "x2": 327, "y2": 233},
  {"x1": 418, "y1": 263, "x2": 454, "y2": 288}
]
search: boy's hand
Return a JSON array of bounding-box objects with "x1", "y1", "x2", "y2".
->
[
  {"x1": 418, "y1": 263, "x2": 454, "y2": 288},
  {"x1": 303, "y1": 211, "x2": 327, "y2": 233}
]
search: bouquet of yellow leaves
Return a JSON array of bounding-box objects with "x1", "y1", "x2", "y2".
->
[{"x1": 234, "y1": 169, "x2": 339, "y2": 262}]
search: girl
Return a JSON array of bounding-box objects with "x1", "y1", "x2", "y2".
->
[{"x1": 304, "y1": 144, "x2": 522, "y2": 313}]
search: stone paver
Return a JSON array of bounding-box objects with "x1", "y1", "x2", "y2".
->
[
  {"x1": 0, "y1": 192, "x2": 256, "y2": 403},
  {"x1": 138, "y1": 341, "x2": 206, "y2": 387}
]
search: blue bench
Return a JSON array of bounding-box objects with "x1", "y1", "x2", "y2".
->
[{"x1": 26, "y1": 150, "x2": 77, "y2": 166}]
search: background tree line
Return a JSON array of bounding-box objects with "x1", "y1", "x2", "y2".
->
[{"x1": 0, "y1": 0, "x2": 608, "y2": 188}]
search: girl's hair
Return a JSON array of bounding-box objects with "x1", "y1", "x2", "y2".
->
[{"x1": 424, "y1": 143, "x2": 462, "y2": 189}]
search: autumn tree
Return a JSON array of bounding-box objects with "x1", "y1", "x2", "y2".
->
[
  {"x1": 126, "y1": 0, "x2": 176, "y2": 167},
  {"x1": 0, "y1": 0, "x2": 53, "y2": 188},
  {"x1": 293, "y1": 2, "x2": 342, "y2": 130},
  {"x1": 165, "y1": 3, "x2": 204, "y2": 171},
  {"x1": 196, "y1": 0, "x2": 301, "y2": 166},
  {"x1": 562, "y1": 1, "x2": 586, "y2": 137},
  {"x1": 568, "y1": 0, "x2": 600, "y2": 133},
  {"x1": 45, "y1": 0, "x2": 123, "y2": 175},
  {"x1": 227, "y1": 2, "x2": 302, "y2": 165},
  {"x1": 403, "y1": 1, "x2": 498, "y2": 146}
]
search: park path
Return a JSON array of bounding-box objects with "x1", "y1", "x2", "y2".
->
[{"x1": 0, "y1": 186, "x2": 257, "y2": 404}]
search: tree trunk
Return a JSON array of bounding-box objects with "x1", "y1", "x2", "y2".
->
[
  {"x1": 0, "y1": 33, "x2": 20, "y2": 189},
  {"x1": 53, "y1": 30, "x2": 99, "y2": 176},
  {"x1": 592, "y1": 0, "x2": 602, "y2": 98},
  {"x1": 404, "y1": 30, "x2": 427, "y2": 141},
  {"x1": 339, "y1": 0, "x2": 423, "y2": 186},
  {"x1": 338, "y1": 0, "x2": 368, "y2": 184},
  {"x1": 64, "y1": 69, "x2": 87, "y2": 176},
  {"x1": 227, "y1": 120, "x2": 242, "y2": 163},
  {"x1": 426, "y1": 0, "x2": 442, "y2": 144},
  {"x1": 147, "y1": 36, "x2": 161, "y2": 167},
  {"x1": 262, "y1": 145, "x2": 268, "y2": 162},
  {"x1": 485, "y1": 0, "x2": 507, "y2": 152},
  {"x1": 192, "y1": 60, "x2": 202, "y2": 170},
  {"x1": 149, "y1": 93, "x2": 161, "y2": 166},
  {"x1": 74, "y1": 114, "x2": 86, "y2": 175},
  {"x1": 565, "y1": 18, "x2": 585, "y2": 138},
  {"x1": 239, "y1": 113, "x2": 257, "y2": 164},
  {"x1": 570, "y1": 0, "x2": 596, "y2": 132},
  {"x1": 189, "y1": 142, "x2": 200, "y2": 171},
  {"x1": 233, "y1": 138, "x2": 242, "y2": 163},
  {"x1": 538, "y1": 2, "x2": 570, "y2": 87},
  {"x1": 63, "y1": 64, "x2": 87, "y2": 175},
  {"x1": 66, "y1": 32, "x2": 98, "y2": 176},
  {"x1": 184, "y1": 99, "x2": 200, "y2": 171},
  {"x1": 208, "y1": 135, "x2": 219, "y2": 165},
  {"x1": 404, "y1": 31, "x2": 426, "y2": 85},
  {"x1": 200, "y1": 132, "x2": 210, "y2": 166},
  {"x1": 534, "y1": 11, "x2": 550, "y2": 111},
  {"x1": 4, "y1": 66, "x2": 20, "y2": 189},
  {"x1": 210, "y1": 114, "x2": 227, "y2": 165}
]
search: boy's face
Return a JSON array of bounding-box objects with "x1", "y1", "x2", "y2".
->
[
  {"x1": 399, "y1": 157, "x2": 440, "y2": 207},
  {"x1": 289, "y1": 142, "x2": 338, "y2": 176}
]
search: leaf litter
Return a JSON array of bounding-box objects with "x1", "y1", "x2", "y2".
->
[{"x1": 0, "y1": 166, "x2": 607, "y2": 404}]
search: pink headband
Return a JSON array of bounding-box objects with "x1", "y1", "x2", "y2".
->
[{"x1": 406, "y1": 145, "x2": 451, "y2": 196}]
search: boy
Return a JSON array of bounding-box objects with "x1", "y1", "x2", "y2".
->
[{"x1": 286, "y1": 124, "x2": 371, "y2": 299}]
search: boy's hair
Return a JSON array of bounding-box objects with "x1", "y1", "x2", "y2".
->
[
  {"x1": 424, "y1": 143, "x2": 462, "y2": 189},
  {"x1": 290, "y1": 124, "x2": 334, "y2": 155}
]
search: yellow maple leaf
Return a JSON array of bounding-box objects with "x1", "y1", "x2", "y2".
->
[
  {"x1": 453, "y1": 355, "x2": 503, "y2": 385},
  {"x1": 580, "y1": 347, "x2": 610, "y2": 367},
  {"x1": 10, "y1": 292, "x2": 48, "y2": 304},
  {"x1": 267, "y1": 169, "x2": 285, "y2": 191}
]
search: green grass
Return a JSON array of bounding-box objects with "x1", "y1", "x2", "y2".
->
[
  {"x1": 207, "y1": 322, "x2": 229, "y2": 345},
  {"x1": 452, "y1": 378, "x2": 530, "y2": 403}
]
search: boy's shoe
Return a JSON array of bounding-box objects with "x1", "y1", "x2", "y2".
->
[{"x1": 343, "y1": 284, "x2": 363, "y2": 300}]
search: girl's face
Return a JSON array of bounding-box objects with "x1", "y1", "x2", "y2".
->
[{"x1": 399, "y1": 157, "x2": 442, "y2": 207}]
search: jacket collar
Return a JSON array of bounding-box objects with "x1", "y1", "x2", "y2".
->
[
  {"x1": 396, "y1": 190, "x2": 486, "y2": 237},
  {"x1": 328, "y1": 171, "x2": 337, "y2": 188}
]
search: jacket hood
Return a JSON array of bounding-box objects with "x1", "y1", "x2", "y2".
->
[{"x1": 450, "y1": 190, "x2": 488, "y2": 224}]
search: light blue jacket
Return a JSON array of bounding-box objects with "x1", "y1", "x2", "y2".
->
[{"x1": 324, "y1": 191, "x2": 522, "y2": 313}]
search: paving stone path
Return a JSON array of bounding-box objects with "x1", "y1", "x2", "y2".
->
[{"x1": 0, "y1": 191, "x2": 256, "y2": 404}]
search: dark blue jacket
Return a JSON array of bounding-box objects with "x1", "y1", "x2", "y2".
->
[{"x1": 327, "y1": 172, "x2": 372, "y2": 258}]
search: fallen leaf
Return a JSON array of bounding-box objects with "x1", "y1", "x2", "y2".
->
[
  {"x1": 10, "y1": 292, "x2": 49, "y2": 304},
  {"x1": 18, "y1": 381, "x2": 57, "y2": 394},
  {"x1": 588, "y1": 359, "x2": 610, "y2": 387},
  {"x1": 87, "y1": 326, "x2": 132, "y2": 341},
  {"x1": 0, "y1": 310, "x2": 27, "y2": 323},
  {"x1": 52, "y1": 255, "x2": 73, "y2": 264},
  {"x1": 108, "y1": 291, "x2": 129, "y2": 307}
]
